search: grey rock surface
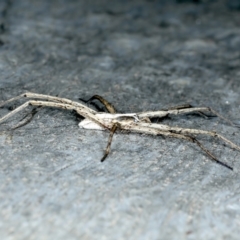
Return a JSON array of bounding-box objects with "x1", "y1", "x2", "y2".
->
[{"x1": 0, "y1": 0, "x2": 240, "y2": 239}]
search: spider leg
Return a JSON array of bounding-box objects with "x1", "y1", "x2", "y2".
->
[
  {"x1": 78, "y1": 100, "x2": 105, "y2": 113},
  {"x1": 138, "y1": 107, "x2": 236, "y2": 127},
  {"x1": 100, "y1": 123, "x2": 119, "y2": 162},
  {"x1": 0, "y1": 101, "x2": 32, "y2": 125},
  {"x1": 0, "y1": 92, "x2": 97, "y2": 114},
  {"x1": 161, "y1": 103, "x2": 193, "y2": 110},
  {"x1": 120, "y1": 123, "x2": 233, "y2": 170},
  {"x1": 150, "y1": 104, "x2": 193, "y2": 122},
  {"x1": 79, "y1": 95, "x2": 117, "y2": 113},
  {"x1": 11, "y1": 106, "x2": 41, "y2": 130},
  {"x1": 207, "y1": 107, "x2": 238, "y2": 127},
  {"x1": 163, "y1": 104, "x2": 210, "y2": 118},
  {"x1": 0, "y1": 100, "x2": 108, "y2": 130},
  {"x1": 185, "y1": 135, "x2": 233, "y2": 170},
  {"x1": 137, "y1": 122, "x2": 240, "y2": 152},
  {"x1": 174, "y1": 107, "x2": 236, "y2": 127},
  {"x1": 0, "y1": 94, "x2": 25, "y2": 108}
]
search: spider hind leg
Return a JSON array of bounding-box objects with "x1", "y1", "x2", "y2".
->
[
  {"x1": 101, "y1": 123, "x2": 119, "y2": 162},
  {"x1": 187, "y1": 135, "x2": 233, "y2": 171}
]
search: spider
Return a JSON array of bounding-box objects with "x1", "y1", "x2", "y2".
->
[{"x1": 0, "y1": 92, "x2": 239, "y2": 170}]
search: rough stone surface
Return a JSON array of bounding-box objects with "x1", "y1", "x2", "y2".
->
[{"x1": 0, "y1": 0, "x2": 240, "y2": 239}]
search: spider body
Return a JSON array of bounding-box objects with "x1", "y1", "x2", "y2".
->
[
  {"x1": 79, "y1": 113, "x2": 139, "y2": 130},
  {"x1": 0, "y1": 92, "x2": 239, "y2": 170}
]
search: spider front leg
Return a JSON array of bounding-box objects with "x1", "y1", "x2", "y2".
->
[
  {"x1": 0, "y1": 101, "x2": 34, "y2": 125},
  {"x1": 0, "y1": 92, "x2": 100, "y2": 130},
  {"x1": 0, "y1": 92, "x2": 97, "y2": 114},
  {"x1": 0, "y1": 100, "x2": 105, "y2": 128}
]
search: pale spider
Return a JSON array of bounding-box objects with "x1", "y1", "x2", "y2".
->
[{"x1": 0, "y1": 92, "x2": 240, "y2": 170}]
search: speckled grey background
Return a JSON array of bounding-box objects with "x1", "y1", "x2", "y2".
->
[{"x1": 0, "y1": 0, "x2": 240, "y2": 239}]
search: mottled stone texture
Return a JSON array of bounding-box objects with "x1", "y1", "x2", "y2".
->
[{"x1": 0, "y1": 0, "x2": 240, "y2": 239}]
